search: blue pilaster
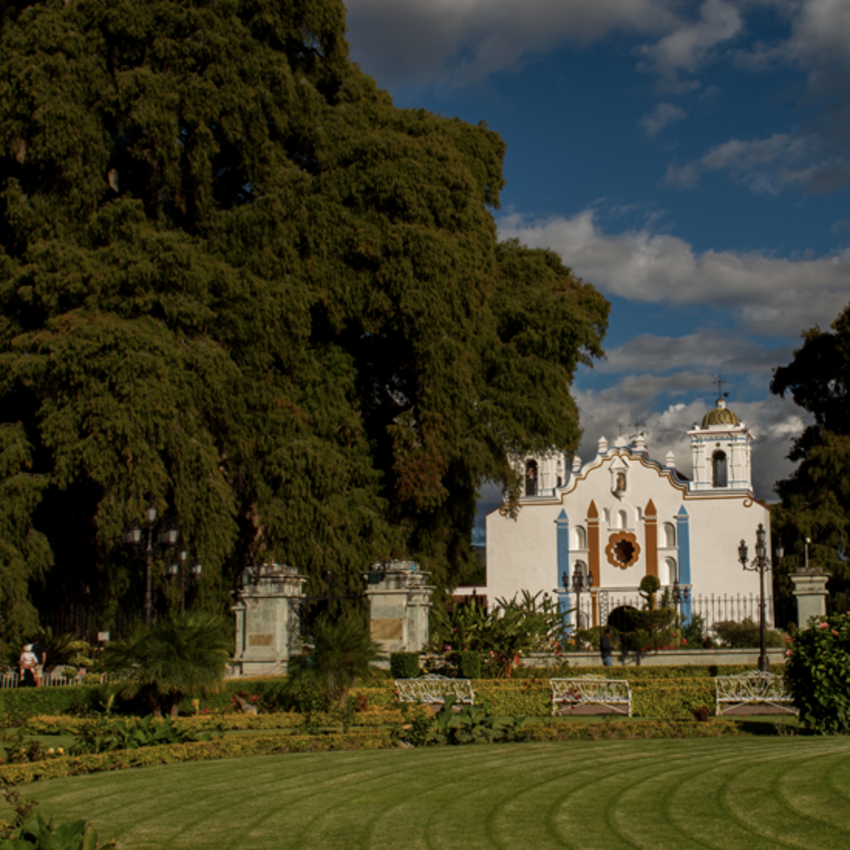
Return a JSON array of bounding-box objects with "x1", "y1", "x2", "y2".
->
[
  {"x1": 676, "y1": 505, "x2": 692, "y2": 623},
  {"x1": 556, "y1": 509, "x2": 571, "y2": 627}
]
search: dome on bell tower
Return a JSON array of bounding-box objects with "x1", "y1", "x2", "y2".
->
[{"x1": 701, "y1": 398, "x2": 739, "y2": 428}]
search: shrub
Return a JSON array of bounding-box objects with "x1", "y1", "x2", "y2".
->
[
  {"x1": 287, "y1": 615, "x2": 379, "y2": 710},
  {"x1": 104, "y1": 612, "x2": 231, "y2": 718},
  {"x1": 389, "y1": 652, "x2": 420, "y2": 679},
  {"x1": 784, "y1": 612, "x2": 850, "y2": 734},
  {"x1": 0, "y1": 685, "x2": 104, "y2": 717},
  {"x1": 457, "y1": 651, "x2": 481, "y2": 679},
  {"x1": 714, "y1": 619, "x2": 784, "y2": 649}
]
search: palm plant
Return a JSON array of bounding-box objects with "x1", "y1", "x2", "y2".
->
[
  {"x1": 104, "y1": 612, "x2": 231, "y2": 718},
  {"x1": 287, "y1": 614, "x2": 379, "y2": 709}
]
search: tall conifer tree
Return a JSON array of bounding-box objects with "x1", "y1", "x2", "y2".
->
[{"x1": 0, "y1": 0, "x2": 608, "y2": 633}]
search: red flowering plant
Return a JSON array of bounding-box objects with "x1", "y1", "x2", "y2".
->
[{"x1": 784, "y1": 612, "x2": 850, "y2": 734}]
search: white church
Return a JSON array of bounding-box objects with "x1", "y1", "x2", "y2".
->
[{"x1": 470, "y1": 398, "x2": 773, "y2": 629}]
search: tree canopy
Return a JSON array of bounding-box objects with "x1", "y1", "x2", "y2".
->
[
  {"x1": 0, "y1": 0, "x2": 608, "y2": 637},
  {"x1": 771, "y1": 301, "x2": 850, "y2": 611}
]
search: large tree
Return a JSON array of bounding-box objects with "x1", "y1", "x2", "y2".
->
[
  {"x1": 770, "y1": 301, "x2": 850, "y2": 612},
  {"x1": 0, "y1": 0, "x2": 608, "y2": 636}
]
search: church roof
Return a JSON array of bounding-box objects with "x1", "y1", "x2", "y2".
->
[{"x1": 701, "y1": 398, "x2": 740, "y2": 428}]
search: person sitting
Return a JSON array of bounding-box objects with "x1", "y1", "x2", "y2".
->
[{"x1": 18, "y1": 644, "x2": 38, "y2": 687}]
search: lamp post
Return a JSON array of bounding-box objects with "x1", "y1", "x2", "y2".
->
[
  {"x1": 123, "y1": 503, "x2": 181, "y2": 627},
  {"x1": 568, "y1": 565, "x2": 590, "y2": 632},
  {"x1": 672, "y1": 579, "x2": 690, "y2": 625},
  {"x1": 166, "y1": 548, "x2": 202, "y2": 612},
  {"x1": 737, "y1": 523, "x2": 783, "y2": 672}
]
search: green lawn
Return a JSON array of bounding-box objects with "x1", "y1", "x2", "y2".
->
[{"x1": 16, "y1": 737, "x2": 850, "y2": 849}]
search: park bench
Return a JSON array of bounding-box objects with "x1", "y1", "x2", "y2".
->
[
  {"x1": 714, "y1": 670, "x2": 796, "y2": 715},
  {"x1": 550, "y1": 675, "x2": 632, "y2": 717},
  {"x1": 395, "y1": 673, "x2": 475, "y2": 707}
]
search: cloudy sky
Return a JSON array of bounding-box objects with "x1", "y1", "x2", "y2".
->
[{"x1": 344, "y1": 0, "x2": 850, "y2": 513}]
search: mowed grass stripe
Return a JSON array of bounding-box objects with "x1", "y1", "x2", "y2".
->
[
  {"x1": 728, "y1": 744, "x2": 850, "y2": 847},
  {"x1": 24, "y1": 738, "x2": 850, "y2": 850}
]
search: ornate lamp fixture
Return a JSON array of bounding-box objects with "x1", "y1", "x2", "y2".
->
[{"x1": 738, "y1": 523, "x2": 783, "y2": 672}]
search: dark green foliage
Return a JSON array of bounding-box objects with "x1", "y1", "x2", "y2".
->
[
  {"x1": 103, "y1": 612, "x2": 230, "y2": 717},
  {"x1": 429, "y1": 591, "x2": 569, "y2": 674},
  {"x1": 0, "y1": 0, "x2": 608, "y2": 630},
  {"x1": 397, "y1": 696, "x2": 527, "y2": 746},
  {"x1": 69, "y1": 714, "x2": 220, "y2": 755},
  {"x1": 0, "y1": 685, "x2": 104, "y2": 717},
  {"x1": 457, "y1": 651, "x2": 481, "y2": 679},
  {"x1": 713, "y1": 619, "x2": 784, "y2": 649},
  {"x1": 771, "y1": 302, "x2": 850, "y2": 609},
  {"x1": 287, "y1": 614, "x2": 378, "y2": 709},
  {"x1": 389, "y1": 652, "x2": 420, "y2": 680},
  {"x1": 785, "y1": 612, "x2": 850, "y2": 733}
]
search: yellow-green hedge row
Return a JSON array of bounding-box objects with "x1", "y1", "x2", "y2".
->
[
  {"x1": 0, "y1": 730, "x2": 395, "y2": 785},
  {"x1": 23, "y1": 708, "x2": 405, "y2": 735},
  {"x1": 523, "y1": 718, "x2": 742, "y2": 741}
]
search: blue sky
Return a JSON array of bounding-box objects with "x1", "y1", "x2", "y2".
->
[{"x1": 344, "y1": 0, "x2": 850, "y2": 510}]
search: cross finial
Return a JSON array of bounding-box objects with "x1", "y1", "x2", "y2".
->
[{"x1": 713, "y1": 375, "x2": 729, "y2": 399}]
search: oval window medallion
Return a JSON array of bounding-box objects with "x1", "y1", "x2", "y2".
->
[{"x1": 606, "y1": 531, "x2": 641, "y2": 569}]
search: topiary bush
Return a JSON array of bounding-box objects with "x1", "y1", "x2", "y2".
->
[
  {"x1": 785, "y1": 612, "x2": 850, "y2": 734},
  {"x1": 457, "y1": 651, "x2": 481, "y2": 679},
  {"x1": 389, "y1": 652, "x2": 420, "y2": 679}
]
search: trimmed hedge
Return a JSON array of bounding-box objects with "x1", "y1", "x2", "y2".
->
[
  {"x1": 23, "y1": 708, "x2": 405, "y2": 735},
  {"x1": 523, "y1": 718, "x2": 742, "y2": 741},
  {"x1": 0, "y1": 730, "x2": 395, "y2": 784},
  {"x1": 458, "y1": 651, "x2": 482, "y2": 679},
  {"x1": 389, "y1": 652, "x2": 420, "y2": 679},
  {"x1": 1, "y1": 666, "x2": 776, "y2": 719},
  {"x1": 630, "y1": 681, "x2": 716, "y2": 719},
  {"x1": 0, "y1": 684, "x2": 105, "y2": 716}
]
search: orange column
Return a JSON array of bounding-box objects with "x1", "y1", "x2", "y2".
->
[
  {"x1": 588, "y1": 500, "x2": 600, "y2": 627},
  {"x1": 645, "y1": 498, "x2": 658, "y2": 578}
]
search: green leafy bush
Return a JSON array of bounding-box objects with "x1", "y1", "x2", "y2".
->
[
  {"x1": 389, "y1": 653, "x2": 420, "y2": 679},
  {"x1": 70, "y1": 715, "x2": 221, "y2": 755},
  {"x1": 714, "y1": 619, "x2": 784, "y2": 649},
  {"x1": 1, "y1": 780, "x2": 115, "y2": 848},
  {"x1": 785, "y1": 612, "x2": 850, "y2": 733},
  {"x1": 104, "y1": 612, "x2": 231, "y2": 718},
  {"x1": 287, "y1": 615, "x2": 379, "y2": 710},
  {"x1": 396, "y1": 696, "x2": 527, "y2": 746},
  {"x1": 457, "y1": 651, "x2": 481, "y2": 679}
]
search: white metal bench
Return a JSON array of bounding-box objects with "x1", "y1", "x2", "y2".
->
[
  {"x1": 395, "y1": 673, "x2": 475, "y2": 706},
  {"x1": 551, "y1": 675, "x2": 632, "y2": 716},
  {"x1": 715, "y1": 670, "x2": 796, "y2": 715}
]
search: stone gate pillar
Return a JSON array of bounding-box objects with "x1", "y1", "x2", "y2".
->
[
  {"x1": 232, "y1": 563, "x2": 305, "y2": 675},
  {"x1": 364, "y1": 560, "x2": 434, "y2": 653},
  {"x1": 789, "y1": 569, "x2": 830, "y2": 627}
]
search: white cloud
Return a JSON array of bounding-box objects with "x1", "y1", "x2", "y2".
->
[
  {"x1": 573, "y1": 383, "x2": 807, "y2": 500},
  {"x1": 663, "y1": 133, "x2": 850, "y2": 194},
  {"x1": 345, "y1": 0, "x2": 679, "y2": 88},
  {"x1": 637, "y1": 0, "x2": 744, "y2": 90},
  {"x1": 640, "y1": 102, "x2": 687, "y2": 137},
  {"x1": 497, "y1": 207, "x2": 850, "y2": 335},
  {"x1": 600, "y1": 331, "x2": 793, "y2": 374}
]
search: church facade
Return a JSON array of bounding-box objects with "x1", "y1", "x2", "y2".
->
[{"x1": 475, "y1": 399, "x2": 773, "y2": 629}]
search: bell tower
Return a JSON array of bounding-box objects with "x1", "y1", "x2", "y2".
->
[{"x1": 687, "y1": 398, "x2": 753, "y2": 493}]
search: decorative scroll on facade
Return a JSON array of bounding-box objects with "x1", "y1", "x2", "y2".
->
[
  {"x1": 395, "y1": 673, "x2": 475, "y2": 705},
  {"x1": 714, "y1": 670, "x2": 796, "y2": 715},
  {"x1": 550, "y1": 675, "x2": 632, "y2": 716}
]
